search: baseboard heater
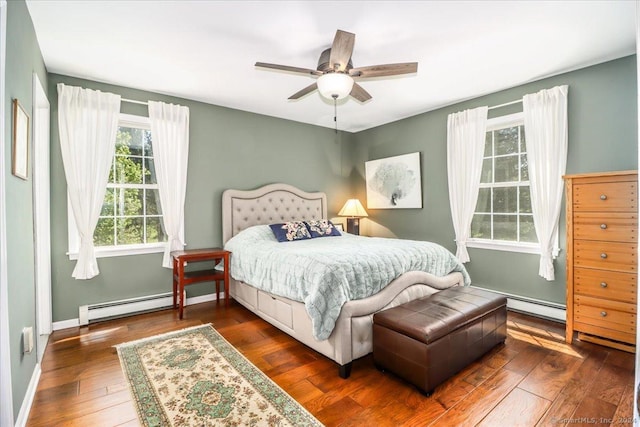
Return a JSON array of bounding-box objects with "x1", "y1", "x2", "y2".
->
[
  {"x1": 470, "y1": 285, "x2": 566, "y2": 322},
  {"x1": 78, "y1": 291, "x2": 183, "y2": 326}
]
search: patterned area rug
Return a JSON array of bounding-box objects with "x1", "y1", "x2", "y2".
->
[{"x1": 116, "y1": 324, "x2": 323, "y2": 426}]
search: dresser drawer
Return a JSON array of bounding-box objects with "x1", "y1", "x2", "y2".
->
[
  {"x1": 573, "y1": 322, "x2": 636, "y2": 345},
  {"x1": 574, "y1": 299, "x2": 636, "y2": 335},
  {"x1": 575, "y1": 294, "x2": 636, "y2": 314},
  {"x1": 573, "y1": 181, "x2": 637, "y2": 212},
  {"x1": 574, "y1": 240, "x2": 637, "y2": 272},
  {"x1": 573, "y1": 212, "x2": 637, "y2": 242},
  {"x1": 574, "y1": 267, "x2": 637, "y2": 303}
]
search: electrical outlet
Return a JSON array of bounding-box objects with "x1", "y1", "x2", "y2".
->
[{"x1": 22, "y1": 327, "x2": 33, "y2": 354}]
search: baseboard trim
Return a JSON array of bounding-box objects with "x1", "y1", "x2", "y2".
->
[
  {"x1": 52, "y1": 318, "x2": 80, "y2": 331},
  {"x1": 470, "y1": 285, "x2": 566, "y2": 322},
  {"x1": 53, "y1": 292, "x2": 222, "y2": 331},
  {"x1": 14, "y1": 362, "x2": 40, "y2": 427},
  {"x1": 185, "y1": 292, "x2": 221, "y2": 306}
]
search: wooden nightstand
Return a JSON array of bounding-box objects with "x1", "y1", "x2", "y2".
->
[{"x1": 171, "y1": 248, "x2": 230, "y2": 319}]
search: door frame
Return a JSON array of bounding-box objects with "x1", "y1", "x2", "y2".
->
[{"x1": 32, "y1": 72, "x2": 51, "y2": 363}]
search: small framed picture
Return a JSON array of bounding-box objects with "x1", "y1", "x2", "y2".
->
[
  {"x1": 12, "y1": 99, "x2": 29, "y2": 180},
  {"x1": 335, "y1": 223, "x2": 344, "y2": 232}
]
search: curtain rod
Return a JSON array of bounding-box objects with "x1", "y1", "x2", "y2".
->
[
  {"x1": 121, "y1": 98, "x2": 148, "y2": 106},
  {"x1": 488, "y1": 99, "x2": 522, "y2": 110}
]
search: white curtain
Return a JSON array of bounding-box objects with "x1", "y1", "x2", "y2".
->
[
  {"x1": 57, "y1": 84, "x2": 121, "y2": 279},
  {"x1": 149, "y1": 101, "x2": 190, "y2": 268},
  {"x1": 523, "y1": 85, "x2": 568, "y2": 280},
  {"x1": 447, "y1": 106, "x2": 488, "y2": 263}
]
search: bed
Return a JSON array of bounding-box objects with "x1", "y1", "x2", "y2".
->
[{"x1": 222, "y1": 183, "x2": 468, "y2": 378}]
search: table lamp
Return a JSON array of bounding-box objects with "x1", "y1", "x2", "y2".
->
[{"x1": 338, "y1": 199, "x2": 368, "y2": 235}]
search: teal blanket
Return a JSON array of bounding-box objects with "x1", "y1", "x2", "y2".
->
[{"x1": 224, "y1": 225, "x2": 470, "y2": 341}]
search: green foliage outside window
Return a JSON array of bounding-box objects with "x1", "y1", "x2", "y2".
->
[
  {"x1": 471, "y1": 124, "x2": 537, "y2": 243},
  {"x1": 94, "y1": 126, "x2": 166, "y2": 247}
]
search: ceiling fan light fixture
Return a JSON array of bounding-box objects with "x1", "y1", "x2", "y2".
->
[{"x1": 317, "y1": 73, "x2": 354, "y2": 100}]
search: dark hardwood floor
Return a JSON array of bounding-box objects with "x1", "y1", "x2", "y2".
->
[{"x1": 27, "y1": 300, "x2": 635, "y2": 426}]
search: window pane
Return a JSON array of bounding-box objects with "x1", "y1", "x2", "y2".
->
[
  {"x1": 117, "y1": 127, "x2": 144, "y2": 156},
  {"x1": 494, "y1": 215, "x2": 517, "y2": 241},
  {"x1": 494, "y1": 127, "x2": 518, "y2": 155},
  {"x1": 471, "y1": 214, "x2": 491, "y2": 239},
  {"x1": 146, "y1": 217, "x2": 166, "y2": 243},
  {"x1": 520, "y1": 154, "x2": 529, "y2": 181},
  {"x1": 144, "y1": 130, "x2": 153, "y2": 156},
  {"x1": 484, "y1": 132, "x2": 492, "y2": 157},
  {"x1": 475, "y1": 188, "x2": 491, "y2": 213},
  {"x1": 101, "y1": 188, "x2": 115, "y2": 216},
  {"x1": 519, "y1": 125, "x2": 526, "y2": 151},
  {"x1": 493, "y1": 187, "x2": 517, "y2": 213},
  {"x1": 114, "y1": 155, "x2": 144, "y2": 184},
  {"x1": 107, "y1": 160, "x2": 115, "y2": 184},
  {"x1": 94, "y1": 218, "x2": 114, "y2": 246},
  {"x1": 116, "y1": 217, "x2": 143, "y2": 245},
  {"x1": 116, "y1": 188, "x2": 143, "y2": 216},
  {"x1": 494, "y1": 155, "x2": 519, "y2": 182},
  {"x1": 519, "y1": 186, "x2": 532, "y2": 213},
  {"x1": 481, "y1": 158, "x2": 493, "y2": 183},
  {"x1": 520, "y1": 215, "x2": 537, "y2": 242},
  {"x1": 116, "y1": 129, "x2": 130, "y2": 151},
  {"x1": 144, "y1": 158, "x2": 157, "y2": 185},
  {"x1": 145, "y1": 189, "x2": 162, "y2": 215}
]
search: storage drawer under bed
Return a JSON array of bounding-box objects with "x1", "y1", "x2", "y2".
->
[{"x1": 257, "y1": 290, "x2": 294, "y2": 329}]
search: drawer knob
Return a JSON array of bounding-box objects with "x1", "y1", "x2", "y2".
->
[
  {"x1": 600, "y1": 253, "x2": 608, "y2": 259},
  {"x1": 600, "y1": 224, "x2": 607, "y2": 230},
  {"x1": 600, "y1": 194, "x2": 607, "y2": 200},
  {"x1": 601, "y1": 311, "x2": 607, "y2": 317},
  {"x1": 600, "y1": 282, "x2": 608, "y2": 288}
]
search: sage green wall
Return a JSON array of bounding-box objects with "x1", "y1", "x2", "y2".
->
[
  {"x1": 48, "y1": 74, "x2": 355, "y2": 322},
  {"x1": 352, "y1": 56, "x2": 638, "y2": 305},
  {"x1": 5, "y1": 0, "x2": 48, "y2": 419},
  {"x1": 49, "y1": 56, "x2": 637, "y2": 322}
]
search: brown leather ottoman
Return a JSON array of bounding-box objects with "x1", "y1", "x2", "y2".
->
[{"x1": 372, "y1": 286, "x2": 507, "y2": 396}]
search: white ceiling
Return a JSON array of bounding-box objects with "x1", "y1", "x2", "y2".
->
[{"x1": 26, "y1": 1, "x2": 636, "y2": 133}]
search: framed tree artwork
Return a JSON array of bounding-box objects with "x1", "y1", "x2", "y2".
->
[{"x1": 365, "y1": 152, "x2": 422, "y2": 209}]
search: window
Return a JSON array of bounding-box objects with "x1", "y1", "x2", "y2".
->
[
  {"x1": 468, "y1": 112, "x2": 539, "y2": 254},
  {"x1": 68, "y1": 114, "x2": 167, "y2": 259}
]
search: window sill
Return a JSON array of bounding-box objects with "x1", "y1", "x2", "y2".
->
[
  {"x1": 467, "y1": 239, "x2": 541, "y2": 255},
  {"x1": 68, "y1": 243, "x2": 166, "y2": 260}
]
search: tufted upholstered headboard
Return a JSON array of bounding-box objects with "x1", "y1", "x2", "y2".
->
[{"x1": 222, "y1": 183, "x2": 327, "y2": 244}]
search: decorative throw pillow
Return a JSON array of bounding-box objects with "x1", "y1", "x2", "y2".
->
[
  {"x1": 269, "y1": 221, "x2": 312, "y2": 242},
  {"x1": 304, "y1": 219, "x2": 342, "y2": 238}
]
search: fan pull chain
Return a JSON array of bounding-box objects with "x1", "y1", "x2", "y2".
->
[{"x1": 332, "y1": 94, "x2": 338, "y2": 134}]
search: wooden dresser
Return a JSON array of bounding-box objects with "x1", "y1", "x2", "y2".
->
[{"x1": 565, "y1": 170, "x2": 638, "y2": 352}]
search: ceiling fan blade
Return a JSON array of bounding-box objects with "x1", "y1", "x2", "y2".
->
[
  {"x1": 350, "y1": 62, "x2": 418, "y2": 78},
  {"x1": 288, "y1": 83, "x2": 318, "y2": 100},
  {"x1": 350, "y1": 83, "x2": 372, "y2": 102},
  {"x1": 329, "y1": 30, "x2": 355, "y2": 72},
  {"x1": 255, "y1": 62, "x2": 321, "y2": 76}
]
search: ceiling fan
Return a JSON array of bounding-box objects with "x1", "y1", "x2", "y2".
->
[{"x1": 255, "y1": 30, "x2": 418, "y2": 102}]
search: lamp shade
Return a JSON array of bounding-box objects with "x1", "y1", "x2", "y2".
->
[
  {"x1": 317, "y1": 73, "x2": 354, "y2": 100},
  {"x1": 338, "y1": 199, "x2": 368, "y2": 217}
]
